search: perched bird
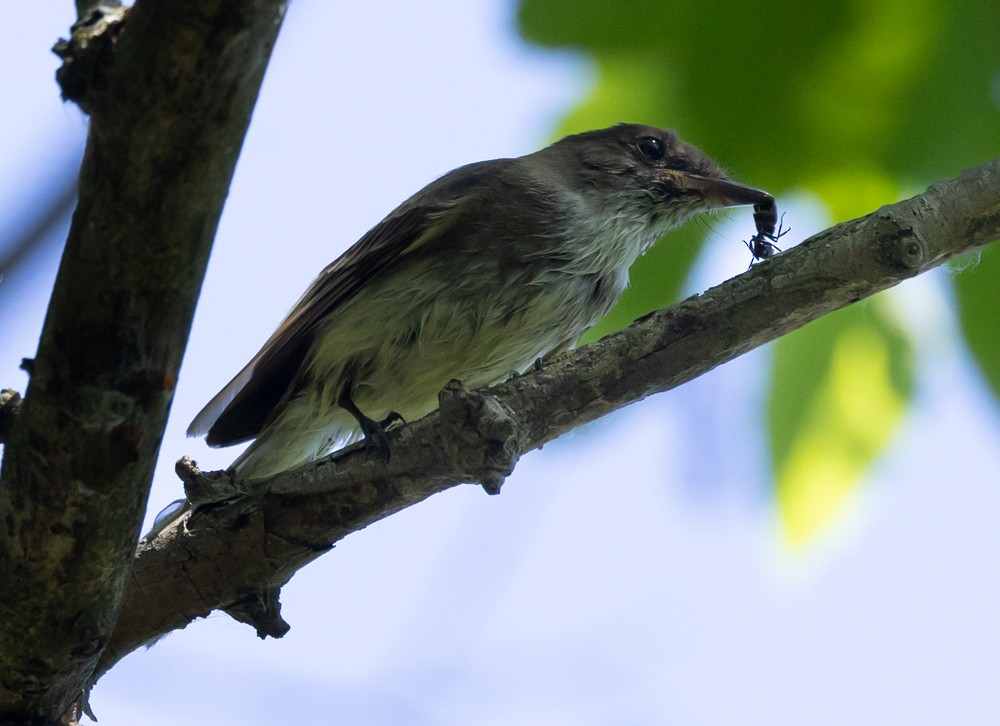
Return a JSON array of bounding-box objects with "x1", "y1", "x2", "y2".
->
[{"x1": 188, "y1": 123, "x2": 774, "y2": 479}]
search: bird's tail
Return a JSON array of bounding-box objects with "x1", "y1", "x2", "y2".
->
[{"x1": 229, "y1": 409, "x2": 361, "y2": 480}]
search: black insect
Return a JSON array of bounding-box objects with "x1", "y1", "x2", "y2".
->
[
  {"x1": 752, "y1": 196, "x2": 778, "y2": 239},
  {"x1": 745, "y1": 207, "x2": 789, "y2": 265}
]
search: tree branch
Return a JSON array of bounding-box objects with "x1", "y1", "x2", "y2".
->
[
  {"x1": 0, "y1": 1, "x2": 286, "y2": 722},
  {"x1": 97, "y1": 156, "x2": 1000, "y2": 678}
]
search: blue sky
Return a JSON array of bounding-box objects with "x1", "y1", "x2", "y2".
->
[{"x1": 2, "y1": 3, "x2": 1000, "y2": 725}]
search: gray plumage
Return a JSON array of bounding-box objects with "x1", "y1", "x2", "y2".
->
[{"x1": 188, "y1": 124, "x2": 772, "y2": 479}]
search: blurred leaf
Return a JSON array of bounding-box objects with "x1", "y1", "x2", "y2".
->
[
  {"x1": 883, "y1": 0, "x2": 1000, "y2": 182},
  {"x1": 805, "y1": 167, "x2": 899, "y2": 220},
  {"x1": 954, "y1": 246, "x2": 1000, "y2": 400},
  {"x1": 519, "y1": 0, "x2": 1000, "y2": 192},
  {"x1": 518, "y1": 0, "x2": 998, "y2": 542},
  {"x1": 768, "y1": 302, "x2": 914, "y2": 546},
  {"x1": 555, "y1": 53, "x2": 679, "y2": 136}
]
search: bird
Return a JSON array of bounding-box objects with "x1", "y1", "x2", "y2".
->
[{"x1": 188, "y1": 123, "x2": 774, "y2": 480}]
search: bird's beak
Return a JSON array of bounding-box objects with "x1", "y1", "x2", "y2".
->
[{"x1": 679, "y1": 173, "x2": 774, "y2": 210}]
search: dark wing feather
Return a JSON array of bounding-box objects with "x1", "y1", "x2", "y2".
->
[{"x1": 188, "y1": 159, "x2": 509, "y2": 446}]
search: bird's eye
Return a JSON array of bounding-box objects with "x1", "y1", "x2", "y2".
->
[{"x1": 637, "y1": 137, "x2": 664, "y2": 161}]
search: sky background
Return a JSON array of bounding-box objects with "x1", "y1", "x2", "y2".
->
[{"x1": 2, "y1": 2, "x2": 1000, "y2": 725}]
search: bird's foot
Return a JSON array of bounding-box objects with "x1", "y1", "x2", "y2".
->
[
  {"x1": 339, "y1": 389, "x2": 405, "y2": 461},
  {"x1": 357, "y1": 410, "x2": 405, "y2": 461}
]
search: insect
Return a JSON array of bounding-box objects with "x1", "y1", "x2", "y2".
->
[{"x1": 746, "y1": 199, "x2": 789, "y2": 265}]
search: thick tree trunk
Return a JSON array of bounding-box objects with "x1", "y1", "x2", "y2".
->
[{"x1": 0, "y1": 2, "x2": 286, "y2": 722}]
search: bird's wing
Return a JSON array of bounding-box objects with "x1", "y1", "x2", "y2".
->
[{"x1": 188, "y1": 159, "x2": 508, "y2": 446}]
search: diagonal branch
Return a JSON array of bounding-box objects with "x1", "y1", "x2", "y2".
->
[
  {"x1": 0, "y1": 1, "x2": 287, "y2": 722},
  {"x1": 98, "y1": 156, "x2": 1000, "y2": 678}
]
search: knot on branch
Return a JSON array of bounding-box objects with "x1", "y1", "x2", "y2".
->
[
  {"x1": 872, "y1": 211, "x2": 926, "y2": 272},
  {"x1": 223, "y1": 586, "x2": 291, "y2": 640},
  {"x1": 438, "y1": 380, "x2": 523, "y2": 495},
  {"x1": 52, "y1": 4, "x2": 129, "y2": 114},
  {"x1": 175, "y1": 456, "x2": 248, "y2": 510}
]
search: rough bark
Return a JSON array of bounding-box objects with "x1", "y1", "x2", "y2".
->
[
  {"x1": 96, "y1": 156, "x2": 1000, "y2": 679},
  {"x1": 0, "y1": 1, "x2": 286, "y2": 723}
]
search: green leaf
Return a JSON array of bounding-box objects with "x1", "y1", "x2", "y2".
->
[
  {"x1": 768, "y1": 301, "x2": 915, "y2": 546},
  {"x1": 954, "y1": 246, "x2": 1000, "y2": 400},
  {"x1": 519, "y1": 0, "x2": 1000, "y2": 194}
]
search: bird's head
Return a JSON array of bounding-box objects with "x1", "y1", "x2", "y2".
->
[{"x1": 536, "y1": 123, "x2": 772, "y2": 235}]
